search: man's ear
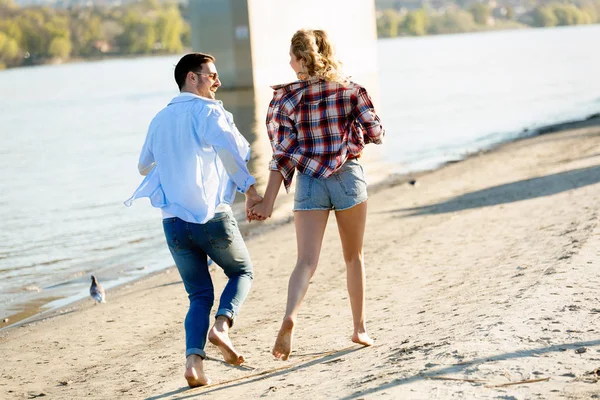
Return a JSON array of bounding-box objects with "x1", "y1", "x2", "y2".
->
[{"x1": 187, "y1": 71, "x2": 196, "y2": 84}]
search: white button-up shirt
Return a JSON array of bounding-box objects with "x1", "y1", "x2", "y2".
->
[{"x1": 125, "y1": 92, "x2": 256, "y2": 224}]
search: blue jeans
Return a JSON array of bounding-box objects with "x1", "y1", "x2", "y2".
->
[{"x1": 162, "y1": 211, "x2": 253, "y2": 359}]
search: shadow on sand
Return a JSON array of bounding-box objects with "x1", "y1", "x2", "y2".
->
[
  {"x1": 381, "y1": 164, "x2": 600, "y2": 217},
  {"x1": 145, "y1": 346, "x2": 366, "y2": 399},
  {"x1": 341, "y1": 339, "x2": 600, "y2": 399},
  {"x1": 144, "y1": 339, "x2": 600, "y2": 399}
]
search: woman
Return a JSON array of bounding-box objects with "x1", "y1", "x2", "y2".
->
[{"x1": 250, "y1": 29, "x2": 384, "y2": 360}]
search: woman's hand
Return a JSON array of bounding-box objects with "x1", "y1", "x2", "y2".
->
[
  {"x1": 246, "y1": 171, "x2": 285, "y2": 222},
  {"x1": 249, "y1": 200, "x2": 274, "y2": 221}
]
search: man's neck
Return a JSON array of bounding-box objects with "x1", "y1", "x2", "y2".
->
[
  {"x1": 181, "y1": 88, "x2": 199, "y2": 96},
  {"x1": 180, "y1": 89, "x2": 214, "y2": 101}
]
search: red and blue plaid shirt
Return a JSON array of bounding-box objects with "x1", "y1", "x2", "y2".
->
[{"x1": 266, "y1": 77, "x2": 385, "y2": 192}]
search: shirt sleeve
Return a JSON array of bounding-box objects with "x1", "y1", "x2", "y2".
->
[
  {"x1": 202, "y1": 105, "x2": 256, "y2": 193},
  {"x1": 266, "y1": 100, "x2": 298, "y2": 193},
  {"x1": 138, "y1": 121, "x2": 156, "y2": 175},
  {"x1": 352, "y1": 86, "x2": 385, "y2": 145}
]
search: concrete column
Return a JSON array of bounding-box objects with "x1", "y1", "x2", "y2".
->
[{"x1": 189, "y1": 0, "x2": 253, "y2": 89}]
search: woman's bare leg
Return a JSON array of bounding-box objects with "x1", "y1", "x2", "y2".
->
[
  {"x1": 272, "y1": 210, "x2": 330, "y2": 360},
  {"x1": 334, "y1": 201, "x2": 373, "y2": 346}
]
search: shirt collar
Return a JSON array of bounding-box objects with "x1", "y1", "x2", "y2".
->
[
  {"x1": 271, "y1": 77, "x2": 322, "y2": 92},
  {"x1": 169, "y1": 91, "x2": 223, "y2": 106}
]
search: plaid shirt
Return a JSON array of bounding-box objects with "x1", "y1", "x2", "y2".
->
[{"x1": 266, "y1": 77, "x2": 384, "y2": 192}]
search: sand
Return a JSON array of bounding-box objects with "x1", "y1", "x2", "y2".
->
[{"x1": 1, "y1": 120, "x2": 599, "y2": 399}]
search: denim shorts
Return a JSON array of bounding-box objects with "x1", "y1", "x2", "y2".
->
[{"x1": 294, "y1": 159, "x2": 368, "y2": 211}]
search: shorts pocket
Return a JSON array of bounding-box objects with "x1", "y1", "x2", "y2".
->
[
  {"x1": 203, "y1": 214, "x2": 234, "y2": 250},
  {"x1": 294, "y1": 173, "x2": 313, "y2": 202},
  {"x1": 337, "y1": 165, "x2": 367, "y2": 196}
]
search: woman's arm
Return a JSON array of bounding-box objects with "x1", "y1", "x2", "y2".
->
[
  {"x1": 353, "y1": 86, "x2": 385, "y2": 145},
  {"x1": 249, "y1": 170, "x2": 284, "y2": 220}
]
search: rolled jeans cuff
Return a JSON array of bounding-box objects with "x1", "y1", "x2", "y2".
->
[
  {"x1": 186, "y1": 348, "x2": 206, "y2": 359},
  {"x1": 216, "y1": 308, "x2": 235, "y2": 327}
]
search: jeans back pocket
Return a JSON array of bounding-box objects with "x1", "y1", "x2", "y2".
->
[
  {"x1": 203, "y1": 213, "x2": 235, "y2": 250},
  {"x1": 163, "y1": 218, "x2": 181, "y2": 253}
]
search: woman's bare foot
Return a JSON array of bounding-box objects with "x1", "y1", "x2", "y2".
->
[
  {"x1": 184, "y1": 354, "x2": 210, "y2": 387},
  {"x1": 352, "y1": 329, "x2": 374, "y2": 347},
  {"x1": 272, "y1": 318, "x2": 295, "y2": 360},
  {"x1": 208, "y1": 317, "x2": 245, "y2": 366}
]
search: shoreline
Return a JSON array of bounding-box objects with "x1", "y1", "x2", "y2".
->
[
  {"x1": 1, "y1": 113, "x2": 599, "y2": 398},
  {"x1": 3, "y1": 24, "x2": 599, "y2": 72},
  {"x1": 369, "y1": 112, "x2": 600, "y2": 192},
  {"x1": 1, "y1": 113, "x2": 599, "y2": 332},
  {"x1": 0, "y1": 51, "x2": 186, "y2": 72}
]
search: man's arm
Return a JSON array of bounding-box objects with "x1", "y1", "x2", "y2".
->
[
  {"x1": 138, "y1": 123, "x2": 155, "y2": 176},
  {"x1": 202, "y1": 106, "x2": 258, "y2": 194},
  {"x1": 138, "y1": 161, "x2": 155, "y2": 176}
]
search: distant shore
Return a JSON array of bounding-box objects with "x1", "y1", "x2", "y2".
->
[{"x1": 0, "y1": 51, "x2": 186, "y2": 71}]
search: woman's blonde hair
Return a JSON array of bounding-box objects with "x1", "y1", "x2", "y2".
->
[{"x1": 291, "y1": 29, "x2": 348, "y2": 85}]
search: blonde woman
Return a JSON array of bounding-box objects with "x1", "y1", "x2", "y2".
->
[{"x1": 249, "y1": 29, "x2": 385, "y2": 360}]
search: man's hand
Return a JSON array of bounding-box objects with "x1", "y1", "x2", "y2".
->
[
  {"x1": 245, "y1": 171, "x2": 284, "y2": 223},
  {"x1": 245, "y1": 186, "x2": 264, "y2": 223},
  {"x1": 249, "y1": 200, "x2": 274, "y2": 221},
  {"x1": 245, "y1": 196, "x2": 264, "y2": 222}
]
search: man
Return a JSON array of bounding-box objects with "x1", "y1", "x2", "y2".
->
[{"x1": 125, "y1": 53, "x2": 262, "y2": 387}]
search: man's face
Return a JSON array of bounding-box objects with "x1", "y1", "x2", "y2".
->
[{"x1": 194, "y1": 61, "x2": 221, "y2": 99}]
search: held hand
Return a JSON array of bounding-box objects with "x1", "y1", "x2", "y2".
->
[
  {"x1": 245, "y1": 172, "x2": 283, "y2": 222},
  {"x1": 249, "y1": 199, "x2": 273, "y2": 221},
  {"x1": 245, "y1": 194, "x2": 263, "y2": 223},
  {"x1": 245, "y1": 185, "x2": 262, "y2": 203}
]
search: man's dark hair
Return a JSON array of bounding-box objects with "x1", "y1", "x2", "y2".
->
[{"x1": 174, "y1": 53, "x2": 216, "y2": 90}]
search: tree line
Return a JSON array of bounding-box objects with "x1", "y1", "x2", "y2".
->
[
  {"x1": 0, "y1": 0, "x2": 190, "y2": 69},
  {"x1": 2, "y1": 0, "x2": 598, "y2": 69},
  {"x1": 377, "y1": 0, "x2": 600, "y2": 37}
]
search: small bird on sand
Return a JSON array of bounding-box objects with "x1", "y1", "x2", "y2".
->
[{"x1": 90, "y1": 275, "x2": 106, "y2": 304}]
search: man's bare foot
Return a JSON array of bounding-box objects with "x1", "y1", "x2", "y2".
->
[
  {"x1": 184, "y1": 354, "x2": 210, "y2": 388},
  {"x1": 272, "y1": 318, "x2": 294, "y2": 360},
  {"x1": 352, "y1": 330, "x2": 374, "y2": 346},
  {"x1": 208, "y1": 317, "x2": 245, "y2": 366}
]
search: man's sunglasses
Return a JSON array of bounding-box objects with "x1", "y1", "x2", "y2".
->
[{"x1": 194, "y1": 71, "x2": 219, "y2": 81}]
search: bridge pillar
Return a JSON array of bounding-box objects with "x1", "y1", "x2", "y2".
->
[{"x1": 189, "y1": 0, "x2": 379, "y2": 90}]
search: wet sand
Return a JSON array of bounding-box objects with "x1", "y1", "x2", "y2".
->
[{"x1": 1, "y1": 118, "x2": 599, "y2": 399}]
